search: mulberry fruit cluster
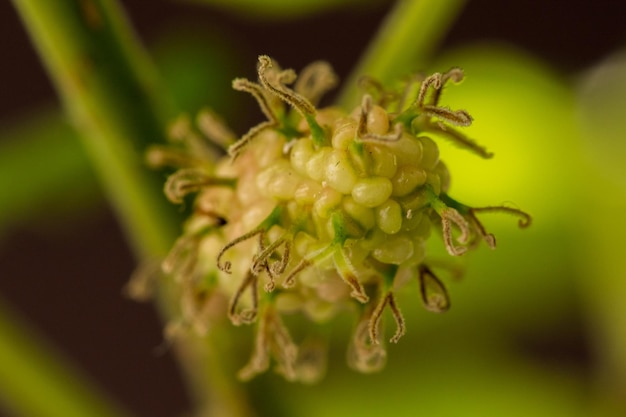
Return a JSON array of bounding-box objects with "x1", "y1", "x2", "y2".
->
[{"x1": 145, "y1": 55, "x2": 530, "y2": 382}]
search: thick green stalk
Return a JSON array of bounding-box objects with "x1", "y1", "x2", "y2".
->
[
  {"x1": 338, "y1": 0, "x2": 467, "y2": 108},
  {"x1": 12, "y1": 0, "x2": 178, "y2": 258},
  {"x1": 12, "y1": 1, "x2": 254, "y2": 416}
]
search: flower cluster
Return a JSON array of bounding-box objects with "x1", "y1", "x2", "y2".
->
[{"x1": 141, "y1": 55, "x2": 530, "y2": 382}]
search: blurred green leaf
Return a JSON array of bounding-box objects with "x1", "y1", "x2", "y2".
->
[
  {"x1": 0, "y1": 110, "x2": 99, "y2": 234},
  {"x1": 575, "y1": 50, "x2": 626, "y2": 412},
  {"x1": 0, "y1": 298, "x2": 134, "y2": 417},
  {"x1": 276, "y1": 343, "x2": 588, "y2": 417},
  {"x1": 178, "y1": 0, "x2": 384, "y2": 19},
  {"x1": 401, "y1": 44, "x2": 585, "y2": 331},
  {"x1": 151, "y1": 25, "x2": 242, "y2": 116}
]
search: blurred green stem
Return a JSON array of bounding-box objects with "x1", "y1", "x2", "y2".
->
[
  {"x1": 338, "y1": 0, "x2": 466, "y2": 108},
  {"x1": 12, "y1": 0, "x2": 177, "y2": 258},
  {"x1": 0, "y1": 299, "x2": 134, "y2": 417},
  {"x1": 11, "y1": 1, "x2": 253, "y2": 416}
]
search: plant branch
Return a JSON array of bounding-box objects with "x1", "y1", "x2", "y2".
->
[{"x1": 12, "y1": 1, "x2": 254, "y2": 416}]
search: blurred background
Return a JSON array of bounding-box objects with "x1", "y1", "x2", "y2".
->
[{"x1": 1, "y1": 1, "x2": 625, "y2": 416}]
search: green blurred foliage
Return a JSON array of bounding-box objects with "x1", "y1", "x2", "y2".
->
[
  {"x1": 179, "y1": 0, "x2": 385, "y2": 19},
  {"x1": 0, "y1": 110, "x2": 99, "y2": 235},
  {"x1": 3, "y1": 1, "x2": 626, "y2": 416}
]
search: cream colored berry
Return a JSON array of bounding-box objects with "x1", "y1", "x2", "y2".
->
[
  {"x1": 290, "y1": 138, "x2": 315, "y2": 176},
  {"x1": 375, "y1": 199, "x2": 402, "y2": 234},
  {"x1": 342, "y1": 196, "x2": 376, "y2": 230},
  {"x1": 390, "y1": 165, "x2": 428, "y2": 197},
  {"x1": 332, "y1": 118, "x2": 357, "y2": 150},
  {"x1": 366, "y1": 104, "x2": 390, "y2": 135},
  {"x1": 294, "y1": 179, "x2": 323, "y2": 205},
  {"x1": 384, "y1": 133, "x2": 423, "y2": 166},
  {"x1": 313, "y1": 187, "x2": 343, "y2": 219},
  {"x1": 306, "y1": 148, "x2": 332, "y2": 182},
  {"x1": 367, "y1": 145, "x2": 397, "y2": 178},
  {"x1": 419, "y1": 136, "x2": 440, "y2": 170},
  {"x1": 324, "y1": 150, "x2": 358, "y2": 194},
  {"x1": 372, "y1": 234, "x2": 414, "y2": 265},
  {"x1": 267, "y1": 167, "x2": 302, "y2": 200},
  {"x1": 351, "y1": 177, "x2": 393, "y2": 208}
]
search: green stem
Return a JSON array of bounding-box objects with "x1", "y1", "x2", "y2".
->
[
  {"x1": 0, "y1": 299, "x2": 133, "y2": 417},
  {"x1": 12, "y1": 1, "x2": 253, "y2": 416},
  {"x1": 12, "y1": 0, "x2": 177, "y2": 258},
  {"x1": 337, "y1": 0, "x2": 467, "y2": 108}
]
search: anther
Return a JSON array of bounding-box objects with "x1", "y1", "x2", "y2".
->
[
  {"x1": 440, "y1": 207, "x2": 471, "y2": 256},
  {"x1": 294, "y1": 61, "x2": 338, "y2": 106},
  {"x1": 418, "y1": 265, "x2": 450, "y2": 313},
  {"x1": 228, "y1": 271, "x2": 259, "y2": 326},
  {"x1": 217, "y1": 228, "x2": 265, "y2": 273}
]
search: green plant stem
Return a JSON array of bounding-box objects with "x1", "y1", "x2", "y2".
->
[
  {"x1": 12, "y1": 1, "x2": 254, "y2": 416},
  {"x1": 337, "y1": 0, "x2": 467, "y2": 108},
  {"x1": 0, "y1": 299, "x2": 134, "y2": 417},
  {"x1": 12, "y1": 0, "x2": 177, "y2": 258}
]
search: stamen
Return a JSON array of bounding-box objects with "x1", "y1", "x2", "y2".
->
[
  {"x1": 429, "y1": 67, "x2": 464, "y2": 106},
  {"x1": 294, "y1": 61, "x2": 338, "y2": 106},
  {"x1": 268, "y1": 310, "x2": 298, "y2": 381},
  {"x1": 418, "y1": 265, "x2": 450, "y2": 313},
  {"x1": 253, "y1": 234, "x2": 292, "y2": 292},
  {"x1": 282, "y1": 258, "x2": 312, "y2": 288},
  {"x1": 180, "y1": 285, "x2": 207, "y2": 334},
  {"x1": 164, "y1": 169, "x2": 210, "y2": 204},
  {"x1": 333, "y1": 247, "x2": 369, "y2": 303},
  {"x1": 217, "y1": 228, "x2": 265, "y2": 273},
  {"x1": 145, "y1": 145, "x2": 203, "y2": 169},
  {"x1": 239, "y1": 307, "x2": 298, "y2": 381},
  {"x1": 162, "y1": 234, "x2": 200, "y2": 283},
  {"x1": 368, "y1": 292, "x2": 406, "y2": 345},
  {"x1": 271, "y1": 239, "x2": 291, "y2": 276},
  {"x1": 257, "y1": 55, "x2": 316, "y2": 117},
  {"x1": 440, "y1": 207, "x2": 471, "y2": 256},
  {"x1": 228, "y1": 120, "x2": 277, "y2": 160},
  {"x1": 228, "y1": 271, "x2": 259, "y2": 325},
  {"x1": 251, "y1": 236, "x2": 287, "y2": 275},
  {"x1": 422, "y1": 105, "x2": 473, "y2": 127},
  {"x1": 416, "y1": 73, "x2": 443, "y2": 108},
  {"x1": 167, "y1": 114, "x2": 192, "y2": 142},
  {"x1": 238, "y1": 312, "x2": 270, "y2": 381},
  {"x1": 368, "y1": 292, "x2": 389, "y2": 345},
  {"x1": 293, "y1": 338, "x2": 327, "y2": 384},
  {"x1": 164, "y1": 169, "x2": 235, "y2": 204},
  {"x1": 396, "y1": 73, "x2": 424, "y2": 112},
  {"x1": 232, "y1": 78, "x2": 278, "y2": 123},
  {"x1": 125, "y1": 259, "x2": 161, "y2": 301},
  {"x1": 357, "y1": 95, "x2": 403, "y2": 143},
  {"x1": 347, "y1": 315, "x2": 387, "y2": 373},
  {"x1": 360, "y1": 123, "x2": 403, "y2": 143},
  {"x1": 387, "y1": 293, "x2": 406, "y2": 343},
  {"x1": 255, "y1": 234, "x2": 276, "y2": 292},
  {"x1": 466, "y1": 211, "x2": 496, "y2": 249},
  {"x1": 196, "y1": 108, "x2": 236, "y2": 150},
  {"x1": 471, "y1": 206, "x2": 533, "y2": 228},
  {"x1": 257, "y1": 56, "x2": 327, "y2": 146},
  {"x1": 422, "y1": 121, "x2": 493, "y2": 159}
]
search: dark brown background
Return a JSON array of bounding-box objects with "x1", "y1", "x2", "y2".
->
[{"x1": 0, "y1": 1, "x2": 624, "y2": 416}]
